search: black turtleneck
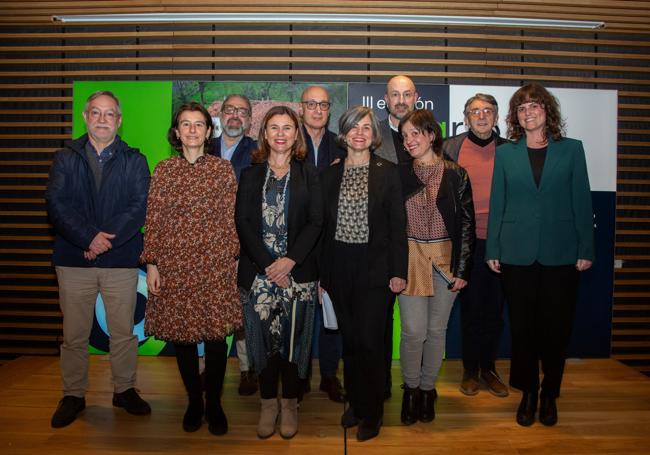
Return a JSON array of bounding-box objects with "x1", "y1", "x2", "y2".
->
[{"x1": 467, "y1": 130, "x2": 495, "y2": 148}]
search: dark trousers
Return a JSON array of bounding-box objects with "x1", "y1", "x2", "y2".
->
[
  {"x1": 460, "y1": 239, "x2": 505, "y2": 374},
  {"x1": 501, "y1": 262, "x2": 579, "y2": 398},
  {"x1": 174, "y1": 340, "x2": 228, "y2": 402},
  {"x1": 384, "y1": 299, "x2": 394, "y2": 394},
  {"x1": 259, "y1": 354, "x2": 299, "y2": 399},
  {"x1": 329, "y1": 241, "x2": 391, "y2": 420},
  {"x1": 313, "y1": 307, "x2": 343, "y2": 377}
]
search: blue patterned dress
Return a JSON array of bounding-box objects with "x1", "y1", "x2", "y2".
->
[{"x1": 242, "y1": 166, "x2": 316, "y2": 378}]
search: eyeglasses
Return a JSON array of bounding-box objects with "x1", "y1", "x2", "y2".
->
[
  {"x1": 516, "y1": 102, "x2": 544, "y2": 114},
  {"x1": 87, "y1": 109, "x2": 119, "y2": 121},
  {"x1": 301, "y1": 100, "x2": 331, "y2": 111},
  {"x1": 467, "y1": 107, "x2": 495, "y2": 117},
  {"x1": 221, "y1": 105, "x2": 251, "y2": 117}
]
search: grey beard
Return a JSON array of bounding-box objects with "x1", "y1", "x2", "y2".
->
[{"x1": 223, "y1": 125, "x2": 244, "y2": 137}]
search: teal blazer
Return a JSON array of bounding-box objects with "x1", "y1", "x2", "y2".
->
[{"x1": 485, "y1": 136, "x2": 595, "y2": 266}]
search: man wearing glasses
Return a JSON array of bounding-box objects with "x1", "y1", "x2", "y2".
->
[
  {"x1": 298, "y1": 85, "x2": 346, "y2": 402},
  {"x1": 210, "y1": 93, "x2": 258, "y2": 395},
  {"x1": 46, "y1": 91, "x2": 151, "y2": 428},
  {"x1": 211, "y1": 94, "x2": 256, "y2": 181},
  {"x1": 442, "y1": 93, "x2": 510, "y2": 400}
]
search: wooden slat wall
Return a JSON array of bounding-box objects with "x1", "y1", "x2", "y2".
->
[{"x1": 0, "y1": 1, "x2": 648, "y2": 373}]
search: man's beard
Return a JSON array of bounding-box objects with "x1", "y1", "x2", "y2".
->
[{"x1": 223, "y1": 124, "x2": 245, "y2": 137}]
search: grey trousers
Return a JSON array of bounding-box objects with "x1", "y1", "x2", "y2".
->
[
  {"x1": 56, "y1": 266, "x2": 139, "y2": 397},
  {"x1": 398, "y1": 273, "x2": 456, "y2": 391}
]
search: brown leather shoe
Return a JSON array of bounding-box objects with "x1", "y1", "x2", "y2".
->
[
  {"x1": 480, "y1": 370, "x2": 509, "y2": 397},
  {"x1": 319, "y1": 375, "x2": 345, "y2": 403},
  {"x1": 238, "y1": 371, "x2": 258, "y2": 396},
  {"x1": 459, "y1": 371, "x2": 480, "y2": 396}
]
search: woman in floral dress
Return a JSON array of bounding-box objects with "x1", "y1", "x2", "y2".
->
[
  {"x1": 141, "y1": 102, "x2": 241, "y2": 436},
  {"x1": 235, "y1": 106, "x2": 323, "y2": 439}
]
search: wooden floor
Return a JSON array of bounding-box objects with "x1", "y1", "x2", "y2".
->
[{"x1": 0, "y1": 356, "x2": 649, "y2": 455}]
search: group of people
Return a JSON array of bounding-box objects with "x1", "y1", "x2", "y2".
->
[{"x1": 45, "y1": 75, "x2": 594, "y2": 442}]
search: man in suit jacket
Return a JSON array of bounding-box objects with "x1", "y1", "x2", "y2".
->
[
  {"x1": 209, "y1": 93, "x2": 258, "y2": 396},
  {"x1": 210, "y1": 94, "x2": 256, "y2": 181},
  {"x1": 373, "y1": 75, "x2": 418, "y2": 165},
  {"x1": 372, "y1": 75, "x2": 418, "y2": 398},
  {"x1": 299, "y1": 85, "x2": 346, "y2": 402}
]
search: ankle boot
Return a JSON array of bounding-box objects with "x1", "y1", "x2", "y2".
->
[
  {"x1": 279, "y1": 398, "x2": 299, "y2": 439},
  {"x1": 183, "y1": 393, "x2": 204, "y2": 432},
  {"x1": 257, "y1": 398, "x2": 279, "y2": 439},
  {"x1": 538, "y1": 394, "x2": 558, "y2": 426},
  {"x1": 400, "y1": 385, "x2": 420, "y2": 425},
  {"x1": 205, "y1": 397, "x2": 228, "y2": 436},
  {"x1": 419, "y1": 388, "x2": 437, "y2": 422},
  {"x1": 516, "y1": 391, "x2": 538, "y2": 427}
]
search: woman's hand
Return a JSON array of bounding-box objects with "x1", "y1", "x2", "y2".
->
[
  {"x1": 275, "y1": 275, "x2": 290, "y2": 289},
  {"x1": 146, "y1": 264, "x2": 161, "y2": 296},
  {"x1": 487, "y1": 259, "x2": 501, "y2": 273},
  {"x1": 576, "y1": 259, "x2": 593, "y2": 271},
  {"x1": 265, "y1": 257, "x2": 296, "y2": 284},
  {"x1": 389, "y1": 277, "x2": 406, "y2": 294},
  {"x1": 449, "y1": 277, "x2": 467, "y2": 292}
]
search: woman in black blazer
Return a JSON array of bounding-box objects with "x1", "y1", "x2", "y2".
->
[
  {"x1": 320, "y1": 105, "x2": 408, "y2": 442},
  {"x1": 235, "y1": 106, "x2": 323, "y2": 440}
]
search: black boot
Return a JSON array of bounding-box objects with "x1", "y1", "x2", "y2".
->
[
  {"x1": 174, "y1": 343, "x2": 204, "y2": 432},
  {"x1": 183, "y1": 393, "x2": 204, "y2": 432},
  {"x1": 538, "y1": 394, "x2": 558, "y2": 426},
  {"x1": 419, "y1": 388, "x2": 437, "y2": 422},
  {"x1": 400, "y1": 385, "x2": 420, "y2": 425},
  {"x1": 516, "y1": 391, "x2": 538, "y2": 427},
  {"x1": 205, "y1": 340, "x2": 229, "y2": 436}
]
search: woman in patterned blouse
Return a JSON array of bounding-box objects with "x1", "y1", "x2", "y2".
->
[
  {"x1": 319, "y1": 106, "x2": 408, "y2": 442},
  {"x1": 141, "y1": 102, "x2": 241, "y2": 436},
  {"x1": 235, "y1": 106, "x2": 323, "y2": 439},
  {"x1": 397, "y1": 109, "x2": 475, "y2": 426}
]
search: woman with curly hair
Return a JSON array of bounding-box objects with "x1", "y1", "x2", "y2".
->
[
  {"x1": 236, "y1": 106, "x2": 322, "y2": 439},
  {"x1": 486, "y1": 83, "x2": 594, "y2": 427}
]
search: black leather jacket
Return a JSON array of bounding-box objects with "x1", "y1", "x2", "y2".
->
[{"x1": 398, "y1": 159, "x2": 476, "y2": 281}]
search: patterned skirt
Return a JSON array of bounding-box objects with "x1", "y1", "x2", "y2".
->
[{"x1": 242, "y1": 275, "x2": 317, "y2": 379}]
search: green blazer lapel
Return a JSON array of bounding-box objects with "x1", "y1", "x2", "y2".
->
[
  {"x1": 512, "y1": 140, "x2": 539, "y2": 192},
  {"x1": 538, "y1": 137, "x2": 561, "y2": 192}
]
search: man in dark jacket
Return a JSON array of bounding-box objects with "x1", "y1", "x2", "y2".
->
[
  {"x1": 299, "y1": 85, "x2": 346, "y2": 402},
  {"x1": 442, "y1": 93, "x2": 509, "y2": 399},
  {"x1": 46, "y1": 91, "x2": 151, "y2": 428},
  {"x1": 209, "y1": 93, "x2": 259, "y2": 396}
]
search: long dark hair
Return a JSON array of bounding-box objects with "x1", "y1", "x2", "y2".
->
[{"x1": 506, "y1": 83, "x2": 565, "y2": 142}]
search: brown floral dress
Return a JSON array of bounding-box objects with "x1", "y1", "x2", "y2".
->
[{"x1": 141, "y1": 154, "x2": 242, "y2": 343}]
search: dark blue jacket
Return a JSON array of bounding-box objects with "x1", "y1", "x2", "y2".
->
[
  {"x1": 46, "y1": 134, "x2": 150, "y2": 268},
  {"x1": 302, "y1": 126, "x2": 346, "y2": 172},
  {"x1": 210, "y1": 134, "x2": 256, "y2": 182}
]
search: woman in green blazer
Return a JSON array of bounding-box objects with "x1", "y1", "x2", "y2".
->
[{"x1": 486, "y1": 83, "x2": 594, "y2": 428}]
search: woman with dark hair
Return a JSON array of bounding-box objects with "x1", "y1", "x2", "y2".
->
[
  {"x1": 320, "y1": 105, "x2": 407, "y2": 442},
  {"x1": 486, "y1": 83, "x2": 594, "y2": 427},
  {"x1": 397, "y1": 109, "x2": 475, "y2": 425},
  {"x1": 235, "y1": 105, "x2": 322, "y2": 439},
  {"x1": 142, "y1": 102, "x2": 241, "y2": 435}
]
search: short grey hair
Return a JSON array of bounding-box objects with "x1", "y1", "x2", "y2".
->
[
  {"x1": 336, "y1": 105, "x2": 382, "y2": 151},
  {"x1": 84, "y1": 90, "x2": 122, "y2": 116},
  {"x1": 463, "y1": 93, "x2": 498, "y2": 116},
  {"x1": 222, "y1": 93, "x2": 252, "y2": 113}
]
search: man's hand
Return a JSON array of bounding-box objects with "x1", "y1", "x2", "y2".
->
[{"x1": 88, "y1": 232, "x2": 116, "y2": 255}]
